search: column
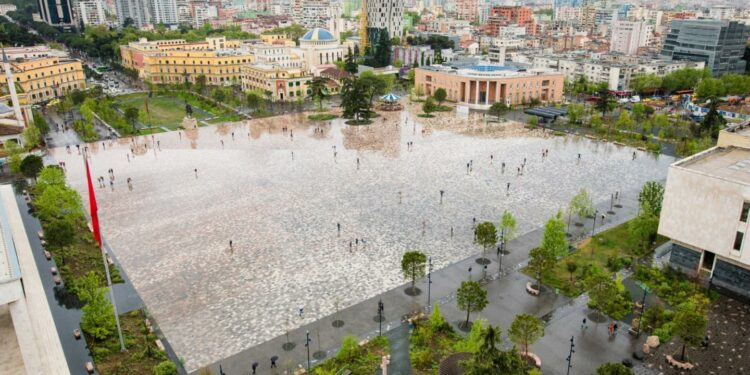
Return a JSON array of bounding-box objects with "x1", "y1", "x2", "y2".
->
[
  {"x1": 496, "y1": 81, "x2": 501, "y2": 103},
  {"x1": 464, "y1": 80, "x2": 470, "y2": 103},
  {"x1": 474, "y1": 80, "x2": 480, "y2": 105},
  {"x1": 485, "y1": 80, "x2": 490, "y2": 105}
]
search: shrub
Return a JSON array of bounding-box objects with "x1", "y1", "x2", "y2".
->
[{"x1": 153, "y1": 360, "x2": 178, "y2": 375}]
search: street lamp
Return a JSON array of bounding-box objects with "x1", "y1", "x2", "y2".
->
[
  {"x1": 378, "y1": 299, "x2": 384, "y2": 336},
  {"x1": 566, "y1": 336, "x2": 575, "y2": 375},
  {"x1": 592, "y1": 209, "x2": 599, "y2": 236},
  {"x1": 427, "y1": 257, "x2": 433, "y2": 309},
  {"x1": 635, "y1": 283, "x2": 650, "y2": 337},
  {"x1": 305, "y1": 330, "x2": 311, "y2": 370}
]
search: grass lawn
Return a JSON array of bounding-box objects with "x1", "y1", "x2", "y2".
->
[
  {"x1": 523, "y1": 221, "x2": 667, "y2": 297},
  {"x1": 308, "y1": 113, "x2": 338, "y2": 121},
  {"x1": 115, "y1": 93, "x2": 207, "y2": 129},
  {"x1": 89, "y1": 309, "x2": 171, "y2": 375},
  {"x1": 137, "y1": 127, "x2": 165, "y2": 135},
  {"x1": 206, "y1": 113, "x2": 243, "y2": 124}
]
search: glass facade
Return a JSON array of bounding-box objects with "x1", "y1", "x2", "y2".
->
[{"x1": 661, "y1": 20, "x2": 750, "y2": 76}]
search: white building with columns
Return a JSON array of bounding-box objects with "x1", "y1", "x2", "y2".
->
[{"x1": 0, "y1": 186, "x2": 70, "y2": 374}]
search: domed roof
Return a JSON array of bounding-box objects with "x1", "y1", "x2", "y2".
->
[{"x1": 301, "y1": 28, "x2": 335, "y2": 42}]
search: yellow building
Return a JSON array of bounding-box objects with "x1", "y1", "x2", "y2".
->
[
  {"x1": 0, "y1": 56, "x2": 85, "y2": 104},
  {"x1": 120, "y1": 37, "x2": 253, "y2": 86},
  {"x1": 241, "y1": 63, "x2": 312, "y2": 102}
]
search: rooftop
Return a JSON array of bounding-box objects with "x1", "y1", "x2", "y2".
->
[
  {"x1": 0, "y1": 201, "x2": 21, "y2": 283},
  {"x1": 677, "y1": 146, "x2": 750, "y2": 185}
]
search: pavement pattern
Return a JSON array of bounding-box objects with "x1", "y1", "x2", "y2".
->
[{"x1": 49, "y1": 110, "x2": 673, "y2": 371}]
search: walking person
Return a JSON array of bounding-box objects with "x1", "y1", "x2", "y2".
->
[
  {"x1": 252, "y1": 362, "x2": 258, "y2": 374},
  {"x1": 270, "y1": 356, "x2": 278, "y2": 368},
  {"x1": 613, "y1": 323, "x2": 619, "y2": 336},
  {"x1": 608, "y1": 322, "x2": 614, "y2": 337},
  {"x1": 581, "y1": 318, "x2": 587, "y2": 330}
]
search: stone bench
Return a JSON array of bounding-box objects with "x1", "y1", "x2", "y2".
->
[
  {"x1": 526, "y1": 282, "x2": 540, "y2": 296},
  {"x1": 666, "y1": 355, "x2": 694, "y2": 370},
  {"x1": 85, "y1": 362, "x2": 94, "y2": 373},
  {"x1": 155, "y1": 339, "x2": 165, "y2": 352}
]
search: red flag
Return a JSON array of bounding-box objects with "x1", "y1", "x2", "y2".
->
[{"x1": 85, "y1": 157, "x2": 101, "y2": 248}]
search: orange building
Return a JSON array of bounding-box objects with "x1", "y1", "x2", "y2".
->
[
  {"x1": 415, "y1": 64, "x2": 564, "y2": 109},
  {"x1": 488, "y1": 6, "x2": 536, "y2": 36}
]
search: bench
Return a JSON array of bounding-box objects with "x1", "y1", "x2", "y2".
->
[
  {"x1": 523, "y1": 352, "x2": 542, "y2": 368},
  {"x1": 85, "y1": 362, "x2": 94, "y2": 373},
  {"x1": 155, "y1": 339, "x2": 165, "y2": 352},
  {"x1": 526, "y1": 282, "x2": 540, "y2": 296}
]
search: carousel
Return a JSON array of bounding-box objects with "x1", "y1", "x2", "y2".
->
[{"x1": 379, "y1": 93, "x2": 403, "y2": 111}]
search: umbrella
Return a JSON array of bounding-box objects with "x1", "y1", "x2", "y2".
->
[{"x1": 380, "y1": 93, "x2": 401, "y2": 102}]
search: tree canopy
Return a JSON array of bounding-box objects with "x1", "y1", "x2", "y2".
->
[
  {"x1": 541, "y1": 210, "x2": 568, "y2": 258},
  {"x1": 508, "y1": 313, "x2": 544, "y2": 356},
  {"x1": 457, "y1": 281, "x2": 488, "y2": 328},
  {"x1": 401, "y1": 250, "x2": 427, "y2": 292}
]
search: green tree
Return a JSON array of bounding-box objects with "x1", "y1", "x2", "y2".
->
[
  {"x1": 422, "y1": 97, "x2": 437, "y2": 116},
  {"x1": 429, "y1": 302, "x2": 450, "y2": 332},
  {"x1": 6, "y1": 140, "x2": 23, "y2": 173},
  {"x1": 596, "y1": 363, "x2": 635, "y2": 375},
  {"x1": 695, "y1": 77, "x2": 726, "y2": 99},
  {"x1": 344, "y1": 46, "x2": 358, "y2": 74},
  {"x1": 22, "y1": 123, "x2": 41, "y2": 149},
  {"x1": 566, "y1": 103, "x2": 584, "y2": 124},
  {"x1": 44, "y1": 218, "x2": 75, "y2": 265},
  {"x1": 153, "y1": 361, "x2": 178, "y2": 375},
  {"x1": 19, "y1": 154, "x2": 43, "y2": 179},
  {"x1": 453, "y1": 318, "x2": 486, "y2": 353},
  {"x1": 461, "y1": 324, "x2": 528, "y2": 375},
  {"x1": 433, "y1": 88, "x2": 447, "y2": 106},
  {"x1": 32, "y1": 109, "x2": 49, "y2": 134},
  {"x1": 508, "y1": 313, "x2": 544, "y2": 356},
  {"x1": 79, "y1": 272, "x2": 116, "y2": 341},
  {"x1": 590, "y1": 113, "x2": 603, "y2": 129},
  {"x1": 541, "y1": 210, "x2": 568, "y2": 258},
  {"x1": 340, "y1": 77, "x2": 369, "y2": 121},
  {"x1": 566, "y1": 260, "x2": 578, "y2": 282},
  {"x1": 35, "y1": 166, "x2": 66, "y2": 195},
  {"x1": 630, "y1": 74, "x2": 662, "y2": 95},
  {"x1": 569, "y1": 188, "x2": 594, "y2": 223},
  {"x1": 638, "y1": 181, "x2": 665, "y2": 216},
  {"x1": 700, "y1": 100, "x2": 726, "y2": 139},
  {"x1": 528, "y1": 246, "x2": 554, "y2": 288},
  {"x1": 308, "y1": 77, "x2": 328, "y2": 111},
  {"x1": 194, "y1": 74, "x2": 207, "y2": 93},
  {"x1": 124, "y1": 106, "x2": 140, "y2": 133},
  {"x1": 583, "y1": 266, "x2": 631, "y2": 319},
  {"x1": 488, "y1": 102, "x2": 509, "y2": 121},
  {"x1": 34, "y1": 185, "x2": 84, "y2": 223},
  {"x1": 401, "y1": 250, "x2": 427, "y2": 294},
  {"x1": 672, "y1": 302, "x2": 708, "y2": 361},
  {"x1": 498, "y1": 210, "x2": 517, "y2": 245},
  {"x1": 245, "y1": 90, "x2": 264, "y2": 111},
  {"x1": 456, "y1": 281, "x2": 488, "y2": 329},
  {"x1": 474, "y1": 221, "x2": 497, "y2": 261},
  {"x1": 631, "y1": 103, "x2": 646, "y2": 121},
  {"x1": 336, "y1": 335, "x2": 363, "y2": 363},
  {"x1": 597, "y1": 88, "x2": 614, "y2": 119}
]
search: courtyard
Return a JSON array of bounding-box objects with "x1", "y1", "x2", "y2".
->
[{"x1": 50, "y1": 109, "x2": 674, "y2": 371}]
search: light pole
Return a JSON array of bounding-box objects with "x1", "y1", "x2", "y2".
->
[
  {"x1": 566, "y1": 336, "x2": 575, "y2": 375},
  {"x1": 305, "y1": 330, "x2": 311, "y2": 370},
  {"x1": 636, "y1": 283, "x2": 650, "y2": 337},
  {"x1": 498, "y1": 244, "x2": 504, "y2": 274},
  {"x1": 482, "y1": 265, "x2": 487, "y2": 281},
  {"x1": 592, "y1": 209, "x2": 598, "y2": 236},
  {"x1": 378, "y1": 299, "x2": 384, "y2": 336},
  {"x1": 427, "y1": 257, "x2": 433, "y2": 309}
]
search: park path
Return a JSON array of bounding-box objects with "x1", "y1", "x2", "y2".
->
[{"x1": 205, "y1": 184, "x2": 650, "y2": 375}]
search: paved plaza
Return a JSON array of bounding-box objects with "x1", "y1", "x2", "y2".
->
[{"x1": 51, "y1": 110, "x2": 673, "y2": 371}]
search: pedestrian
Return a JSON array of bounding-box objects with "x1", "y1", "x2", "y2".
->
[
  {"x1": 608, "y1": 322, "x2": 614, "y2": 337},
  {"x1": 615, "y1": 191, "x2": 619, "y2": 201},
  {"x1": 109, "y1": 180, "x2": 114, "y2": 191},
  {"x1": 127, "y1": 178, "x2": 133, "y2": 191},
  {"x1": 127, "y1": 154, "x2": 130, "y2": 163},
  {"x1": 581, "y1": 317, "x2": 587, "y2": 330},
  {"x1": 194, "y1": 168, "x2": 198, "y2": 179},
  {"x1": 632, "y1": 151, "x2": 636, "y2": 160},
  {"x1": 349, "y1": 241, "x2": 352, "y2": 252},
  {"x1": 231, "y1": 132, "x2": 235, "y2": 140},
  {"x1": 220, "y1": 140, "x2": 224, "y2": 148},
  {"x1": 578, "y1": 153, "x2": 581, "y2": 160},
  {"x1": 506, "y1": 182, "x2": 510, "y2": 191},
  {"x1": 337, "y1": 222, "x2": 341, "y2": 235},
  {"x1": 270, "y1": 356, "x2": 278, "y2": 368},
  {"x1": 357, "y1": 157, "x2": 360, "y2": 169},
  {"x1": 299, "y1": 307, "x2": 304, "y2": 318},
  {"x1": 613, "y1": 323, "x2": 619, "y2": 336},
  {"x1": 490, "y1": 154, "x2": 494, "y2": 164},
  {"x1": 252, "y1": 362, "x2": 258, "y2": 374},
  {"x1": 450, "y1": 226, "x2": 454, "y2": 238},
  {"x1": 229, "y1": 240, "x2": 233, "y2": 251},
  {"x1": 601, "y1": 213, "x2": 605, "y2": 224}
]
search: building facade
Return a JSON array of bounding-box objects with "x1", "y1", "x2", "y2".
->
[
  {"x1": 78, "y1": 0, "x2": 106, "y2": 26},
  {"x1": 0, "y1": 56, "x2": 85, "y2": 104},
  {"x1": 241, "y1": 63, "x2": 312, "y2": 101},
  {"x1": 366, "y1": 0, "x2": 404, "y2": 39},
  {"x1": 37, "y1": 0, "x2": 73, "y2": 27},
  {"x1": 610, "y1": 20, "x2": 653, "y2": 56},
  {"x1": 659, "y1": 126, "x2": 750, "y2": 299},
  {"x1": 455, "y1": 0, "x2": 477, "y2": 23},
  {"x1": 415, "y1": 63, "x2": 564, "y2": 109},
  {"x1": 661, "y1": 19, "x2": 750, "y2": 76},
  {"x1": 298, "y1": 28, "x2": 346, "y2": 69},
  {"x1": 120, "y1": 37, "x2": 253, "y2": 86},
  {"x1": 115, "y1": 0, "x2": 151, "y2": 28}
]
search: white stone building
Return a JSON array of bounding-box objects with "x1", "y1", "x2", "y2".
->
[
  {"x1": 78, "y1": 0, "x2": 107, "y2": 26},
  {"x1": 610, "y1": 20, "x2": 653, "y2": 56},
  {"x1": 659, "y1": 125, "x2": 750, "y2": 299}
]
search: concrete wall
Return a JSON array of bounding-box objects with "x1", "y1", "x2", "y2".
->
[{"x1": 658, "y1": 164, "x2": 750, "y2": 266}]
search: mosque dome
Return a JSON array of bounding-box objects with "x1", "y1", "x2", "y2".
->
[{"x1": 301, "y1": 28, "x2": 336, "y2": 42}]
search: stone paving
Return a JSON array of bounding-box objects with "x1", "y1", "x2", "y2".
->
[{"x1": 49, "y1": 109, "x2": 673, "y2": 371}]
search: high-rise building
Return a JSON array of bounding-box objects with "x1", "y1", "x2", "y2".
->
[
  {"x1": 37, "y1": 0, "x2": 74, "y2": 27},
  {"x1": 78, "y1": 0, "x2": 107, "y2": 26},
  {"x1": 610, "y1": 20, "x2": 652, "y2": 55},
  {"x1": 455, "y1": 0, "x2": 477, "y2": 23},
  {"x1": 299, "y1": 0, "x2": 331, "y2": 29},
  {"x1": 115, "y1": 0, "x2": 150, "y2": 28},
  {"x1": 365, "y1": 0, "x2": 403, "y2": 39},
  {"x1": 661, "y1": 19, "x2": 750, "y2": 76},
  {"x1": 150, "y1": 0, "x2": 178, "y2": 25}
]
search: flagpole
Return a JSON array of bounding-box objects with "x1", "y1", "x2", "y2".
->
[{"x1": 84, "y1": 150, "x2": 126, "y2": 352}]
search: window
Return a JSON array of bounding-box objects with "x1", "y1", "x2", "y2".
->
[
  {"x1": 740, "y1": 202, "x2": 750, "y2": 222},
  {"x1": 734, "y1": 231, "x2": 744, "y2": 251}
]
